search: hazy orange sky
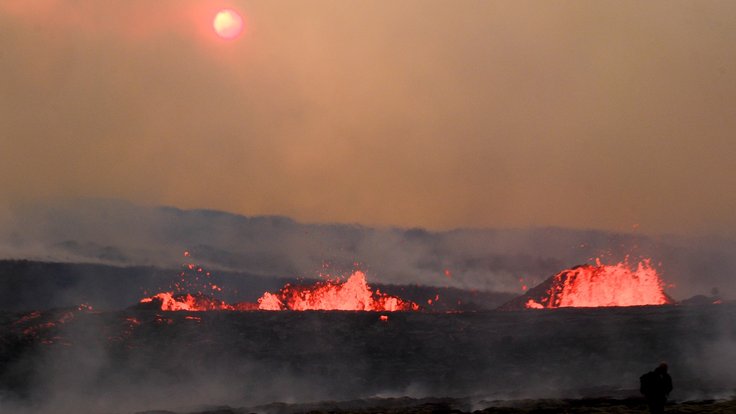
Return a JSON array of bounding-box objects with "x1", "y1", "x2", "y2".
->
[{"x1": 1, "y1": 1, "x2": 735, "y2": 234}]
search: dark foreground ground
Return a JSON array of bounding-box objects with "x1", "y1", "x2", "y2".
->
[
  {"x1": 2, "y1": 303, "x2": 736, "y2": 413},
  {"x1": 138, "y1": 396, "x2": 736, "y2": 414}
]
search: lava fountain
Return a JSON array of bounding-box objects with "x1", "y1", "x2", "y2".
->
[
  {"x1": 138, "y1": 255, "x2": 251, "y2": 311},
  {"x1": 140, "y1": 292, "x2": 237, "y2": 311},
  {"x1": 139, "y1": 259, "x2": 418, "y2": 312},
  {"x1": 502, "y1": 259, "x2": 673, "y2": 310},
  {"x1": 257, "y1": 271, "x2": 419, "y2": 311}
]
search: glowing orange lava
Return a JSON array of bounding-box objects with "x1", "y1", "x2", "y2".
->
[
  {"x1": 257, "y1": 271, "x2": 419, "y2": 311},
  {"x1": 525, "y1": 259, "x2": 672, "y2": 309},
  {"x1": 138, "y1": 256, "x2": 418, "y2": 312},
  {"x1": 138, "y1": 257, "x2": 241, "y2": 311},
  {"x1": 140, "y1": 292, "x2": 235, "y2": 311}
]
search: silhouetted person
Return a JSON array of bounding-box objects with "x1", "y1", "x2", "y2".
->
[{"x1": 640, "y1": 363, "x2": 673, "y2": 414}]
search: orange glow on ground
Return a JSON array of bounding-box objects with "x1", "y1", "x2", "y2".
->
[
  {"x1": 257, "y1": 271, "x2": 419, "y2": 311},
  {"x1": 213, "y1": 9, "x2": 243, "y2": 40},
  {"x1": 525, "y1": 259, "x2": 671, "y2": 309}
]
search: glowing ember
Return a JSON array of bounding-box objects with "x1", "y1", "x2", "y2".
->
[
  {"x1": 140, "y1": 292, "x2": 235, "y2": 311},
  {"x1": 138, "y1": 255, "x2": 247, "y2": 311},
  {"x1": 525, "y1": 259, "x2": 671, "y2": 309},
  {"x1": 257, "y1": 271, "x2": 419, "y2": 311},
  {"x1": 13, "y1": 308, "x2": 83, "y2": 346},
  {"x1": 138, "y1": 255, "x2": 418, "y2": 312}
]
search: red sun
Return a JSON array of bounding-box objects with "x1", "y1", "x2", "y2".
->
[{"x1": 213, "y1": 9, "x2": 244, "y2": 40}]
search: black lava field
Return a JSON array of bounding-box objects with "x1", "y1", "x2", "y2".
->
[{"x1": 2, "y1": 304, "x2": 735, "y2": 413}]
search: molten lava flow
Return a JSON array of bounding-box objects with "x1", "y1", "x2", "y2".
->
[
  {"x1": 138, "y1": 254, "x2": 251, "y2": 311},
  {"x1": 140, "y1": 292, "x2": 235, "y2": 311},
  {"x1": 525, "y1": 259, "x2": 671, "y2": 309},
  {"x1": 13, "y1": 307, "x2": 88, "y2": 346},
  {"x1": 139, "y1": 253, "x2": 418, "y2": 312},
  {"x1": 257, "y1": 271, "x2": 419, "y2": 311}
]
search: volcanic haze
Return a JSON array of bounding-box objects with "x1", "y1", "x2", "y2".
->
[{"x1": 1, "y1": 1, "x2": 736, "y2": 235}]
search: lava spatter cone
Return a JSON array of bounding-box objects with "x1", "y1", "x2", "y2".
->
[{"x1": 499, "y1": 259, "x2": 675, "y2": 310}]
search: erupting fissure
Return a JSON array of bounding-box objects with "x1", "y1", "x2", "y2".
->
[
  {"x1": 524, "y1": 259, "x2": 672, "y2": 309},
  {"x1": 257, "y1": 271, "x2": 419, "y2": 311},
  {"x1": 138, "y1": 255, "x2": 244, "y2": 311},
  {"x1": 140, "y1": 292, "x2": 235, "y2": 311},
  {"x1": 138, "y1": 256, "x2": 418, "y2": 312}
]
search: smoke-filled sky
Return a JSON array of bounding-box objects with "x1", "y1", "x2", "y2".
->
[{"x1": 1, "y1": 1, "x2": 735, "y2": 234}]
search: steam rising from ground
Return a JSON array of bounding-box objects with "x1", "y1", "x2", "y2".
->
[
  {"x1": 1, "y1": 200, "x2": 736, "y2": 413},
  {"x1": 4, "y1": 304, "x2": 736, "y2": 414},
  {"x1": 1, "y1": 199, "x2": 736, "y2": 300}
]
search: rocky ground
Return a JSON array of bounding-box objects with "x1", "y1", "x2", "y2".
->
[
  {"x1": 4, "y1": 305, "x2": 736, "y2": 413},
  {"x1": 137, "y1": 396, "x2": 736, "y2": 414}
]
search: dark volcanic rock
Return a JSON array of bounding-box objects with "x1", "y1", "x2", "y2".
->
[
  {"x1": 140, "y1": 398, "x2": 736, "y2": 414},
  {"x1": 496, "y1": 266, "x2": 573, "y2": 311},
  {"x1": 4, "y1": 304, "x2": 736, "y2": 412},
  {"x1": 679, "y1": 294, "x2": 722, "y2": 306}
]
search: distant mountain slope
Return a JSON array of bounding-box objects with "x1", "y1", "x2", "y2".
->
[
  {"x1": 0, "y1": 260, "x2": 515, "y2": 312},
  {"x1": 1, "y1": 198, "x2": 735, "y2": 299}
]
